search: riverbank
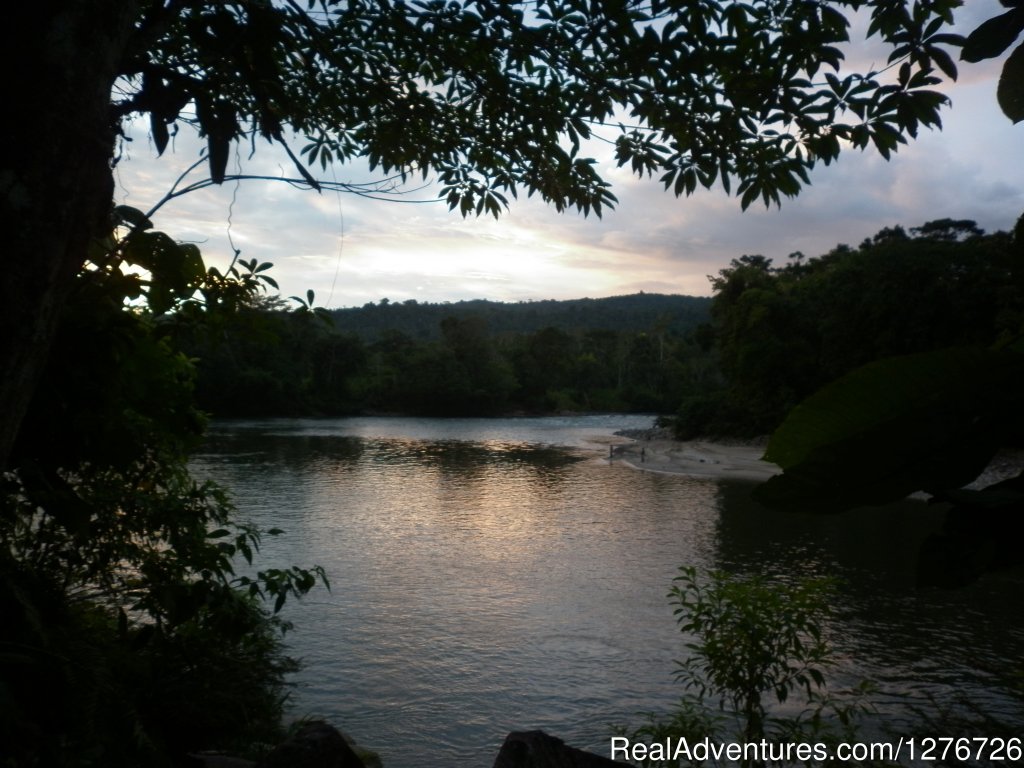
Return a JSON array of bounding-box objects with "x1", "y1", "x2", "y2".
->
[
  {"x1": 611, "y1": 428, "x2": 1024, "y2": 487},
  {"x1": 611, "y1": 431, "x2": 779, "y2": 482}
]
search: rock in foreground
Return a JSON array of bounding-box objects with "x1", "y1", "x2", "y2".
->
[
  {"x1": 493, "y1": 730, "x2": 630, "y2": 767},
  {"x1": 259, "y1": 721, "x2": 366, "y2": 768}
]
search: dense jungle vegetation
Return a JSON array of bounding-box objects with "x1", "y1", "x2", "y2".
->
[
  {"x1": 679, "y1": 216, "x2": 1024, "y2": 438},
  {"x1": 177, "y1": 292, "x2": 711, "y2": 417},
  {"x1": 179, "y1": 218, "x2": 1023, "y2": 441}
]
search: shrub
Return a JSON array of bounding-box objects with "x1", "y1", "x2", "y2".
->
[{"x1": 622, "y1": 567, "x2": 872, "y2": 767}]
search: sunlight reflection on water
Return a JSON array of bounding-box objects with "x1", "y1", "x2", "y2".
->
[{"x1": 191, "y1": 416, "x2": 1024, "y2": 766}]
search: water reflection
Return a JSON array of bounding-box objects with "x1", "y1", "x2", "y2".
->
[
  {"x1": 191, "y1": 417, "x2": 1024, "y2": 767},
  {"x1": 714, "y1": 482, "x2": 1024, "y2": 732},
  {"x1": 712, "y1": 482, "x2": 946, "y2": 585}
]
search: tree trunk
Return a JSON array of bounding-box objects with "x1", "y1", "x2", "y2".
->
[{"x1": 0, "y1": 2, "x2": 137, "y2": 469}]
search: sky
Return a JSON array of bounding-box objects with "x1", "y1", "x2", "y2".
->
[{"x1": 115, "y1": 1, "x2": 1024, "y2": 309}]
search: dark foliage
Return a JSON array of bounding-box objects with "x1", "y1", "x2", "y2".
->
[
  {"x1": 681, "y1": 216, "x2": 1024, "y2": 586},
  {"x1": 175, "y1": 293, "x2": 710, "y2": 418},
  {"x1": 677, "y1": 219, "x2": 1024, "y2": 437},
  {"x1": 329, "y1": 294, "x2": 710, "y2": 342},
  {"x1": 1, "y1": 212, "x2": 326, "y2": 766}
]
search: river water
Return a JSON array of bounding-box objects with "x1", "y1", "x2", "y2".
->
[{"x1": 190, "y1": 415, "x2": 1024, "y2": 766}]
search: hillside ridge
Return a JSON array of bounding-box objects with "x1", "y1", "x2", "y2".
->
[{"x1": 329, "y1": 292, "x2": 711, "y2": 340}]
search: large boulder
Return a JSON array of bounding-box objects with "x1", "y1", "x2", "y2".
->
[{"x1": 493, "y1": 731, "x2": 630, "y2": 767}]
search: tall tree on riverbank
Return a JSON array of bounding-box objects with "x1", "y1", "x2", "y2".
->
[
  {"x1": 684, "y1": 222, "x2": 1023, "y2": 436},
  {"x1": 0, "y1": 0, "x2": 979, "y2": 469}
]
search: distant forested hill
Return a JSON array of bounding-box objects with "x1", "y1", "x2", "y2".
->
[
  {"x1": 174, "y1": 292, "x2": 713, "y2": 418},
  {"x1": 171, "y1": 218, "x2": 1022, "y2": 425},
  {"x1": 329, "y1": 293, "x2": 711, "y2": 340}
]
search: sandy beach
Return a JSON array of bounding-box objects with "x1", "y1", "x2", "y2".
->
[
  {"x1": 608, "y1": 435, "x2": 1023, "y2": 488},
  {"x1": 611, "y1": 437, "x2": 780, "y2": 481}
]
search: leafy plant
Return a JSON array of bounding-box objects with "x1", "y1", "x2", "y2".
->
[
  {"x1": 681, "y1": 221, "x2": 1024, "y2": 439},
  {"x1": 622, "y1": 567, "x2": 871, "y2": 767},
  {"x1": 1, "y1": 210, "x2": 327, "y2": 766}
]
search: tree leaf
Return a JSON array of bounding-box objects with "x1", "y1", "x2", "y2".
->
[
  {"x1": 177, "y1": 243, "x2": 205, "y2": 286},
  {"x1": 114, "y1": 205, "x2": 153, "y2": 232},
  {"x1": 196, "y1": 98, "x2": 236, "y2": 184},
  {"x1": 998, "y1": 41, "x2": 1024, "y2": 122},
  {"x1": 928, "y1": 45, "x2": 959, "y2": 80},
  {"x1": 961, "y1": 8, "x2": 1024, "y2": 62},
  {"x1": 278, "y1": 137, "x2": 322, "y2": 192},
  {"x1": 151, "y1": 114, "x2": 170, "y2": 156},
  {"x1": 124, "y1": 230, "x2": 178, "y2": 271},
  {"x1": 207, "y1": 135, "x2": 230, "y2": 185}
]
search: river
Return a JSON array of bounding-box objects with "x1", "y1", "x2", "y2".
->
[{"x1": 190, "y1": 415, "x2": 1024, "y2": 766}]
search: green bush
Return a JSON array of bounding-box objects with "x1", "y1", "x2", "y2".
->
[
  {"x1": 1, "y1": 208, "x2": 326, "y2": 767},
  {"x1": 622, "y1": 567, "x2": 872, "y2": 767}
]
